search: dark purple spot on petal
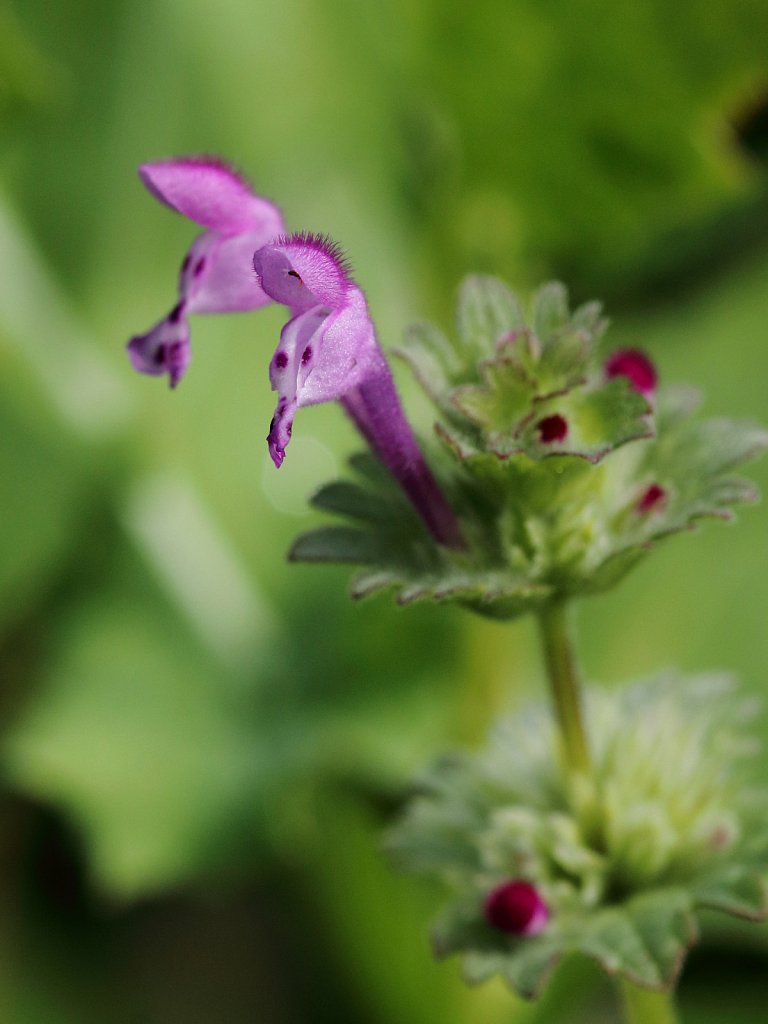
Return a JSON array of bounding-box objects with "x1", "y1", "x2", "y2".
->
[
  {"x1": 275, "y1": 351, "x2": 288, "y2": 369},
  {"x1": 301, "y1": 346, "x2": 312, "y2": 365},
  {"x1": 269, "y1": 416, "x2": 276, "y2": 431},
  {"x1": 637, "y1": 483, "x2": 666, "y2": 513},
  {"x1": 153, "y1": 344, "x2": 167, "y2": 367},
  {"x1": 193, "y1": 257, "x2": 206, "y2": 277},
  {"x1": 166, "y1": 341, "x2": 188, "y2": 389},
  {"x1": 181, "y1": 254, "x2": 191, "y2": 274},
  {"x1": 604, "y1": 348, "x2": 657, "y2": 396},
  {"x1": 168, "y1": 302, "x2": 184, "y2": 325},
  {"x1": 484, "y1": 881, "x2": 549, "y2": 936},
  {"x1": 537, "y1": 414, "x2": 568, "y2": 444}
]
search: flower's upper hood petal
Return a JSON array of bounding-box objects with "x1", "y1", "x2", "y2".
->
[
  {"x1": 253, "y1": 233, "x2": 351, "y2": 312},
  {"x1": 139, "y1": 157, "x2": 283, "y2": 236}
]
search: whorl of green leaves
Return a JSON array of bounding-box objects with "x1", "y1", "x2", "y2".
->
[
  {"x1": 387, "y1": 673, "x2": 768, "y2": 997},
  {"x1": 291, "y1": 276, "x2": 767, "y2": 618}
]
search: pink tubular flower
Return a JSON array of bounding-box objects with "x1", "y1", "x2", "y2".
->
[
  {"x1": 253, "y1": 233, "x2": 464, "y2": 548},
  {"x1": 484, "y1": 880, "x2": 550, "y2": 936},
  {"x1": 126, "y1": 157, "x2": 284, "y2": 388},
  {"x1": 604, "y1": 347, "x2": 657, "y2": 397}
]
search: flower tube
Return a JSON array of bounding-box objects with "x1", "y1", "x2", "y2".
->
[{"x1": 253, "y1": 233, "x2": 464, "y2": 548}]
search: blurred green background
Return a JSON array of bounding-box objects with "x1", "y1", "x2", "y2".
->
[{"x1": 1, "y1": 0, "x2": 768, "y2": 1020}]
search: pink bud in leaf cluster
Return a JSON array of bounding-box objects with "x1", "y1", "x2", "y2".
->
[
  {"x1": 604, "y1": 347, "x2": 657, "y2": 397},
  {"x1": 637, "y1": 482, "x2": 667, "y2": 514},
  {"x1": 537, "y1": 413, "x2": 569, "y2": 444},
  {"x1": 484, "y1": 880, "x2": 550, "y2": 936}
]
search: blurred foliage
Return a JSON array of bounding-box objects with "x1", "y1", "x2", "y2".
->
[{"x1": 1, "y1": 0, "x2": 768, "y2": 1020}]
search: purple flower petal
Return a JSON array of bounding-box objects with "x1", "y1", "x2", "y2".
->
[
  {"x1": 128, "y1": 156, "x2": 285, "y2": 387},
  {"x1": 127, "y1": 311, "x2": 191, "y2": 389},
  {"x1": 266, "y1": 305, "x2": 330, "y2": 467},
  {"x1": 253, "y1": 232, "x2": 351, "y2": 311},
  {"x1": 139, "y1": 157, "x2": 282, "y2": 235},
  {"x1": 256, "y1": 237, "x2": 380, "y2": 466},
  {"x1": 255, "y1": 232, "x2": 464, "y2": 548},
  {"x1": 264, "y1": 295, "x2": 379, "y2": 467},
  {"x1": 184, "y1": 229, "x2": 275, "y2": 315}
]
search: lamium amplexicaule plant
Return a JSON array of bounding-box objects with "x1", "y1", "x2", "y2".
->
[{"x1": 127, "y1": 157, "x2": 768, "y2": 1023}]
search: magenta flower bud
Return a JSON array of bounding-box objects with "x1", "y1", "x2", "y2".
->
[
  {"x1": 637, "y1": 482, "x2": 667, "y2": 514},
  {"x1": 254, "y1": 233, "x2": 464, "y2": 548},
  {"x1": 484, "y1": 880, "x2": 550, "y2": 936},
  {"x1": 127, "y1": 157, "x2": 284, "y2": 387},
  {"x1": 604, "y1": 347, "x2": 657, "y2": 397},
  {"x1": 537, "y1": 413, "x2": 568, "y2": 444}
]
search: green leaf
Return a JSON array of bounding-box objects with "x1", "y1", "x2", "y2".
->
[
  {"x1": 431, "y1": 899, "x2": 497, "y2": 959},
  {"x1": 502, "y1": 936, "x2": 566, "y2": 999},
  {"x1": 289, "y1": 525, "x2": 380, "y2": 563},
  {"x1": 395, "y1": 320, "x2": 463, "y2": 402},
  {"x1": 519, "y1": 377, "x2": 652, "y2": 463},
  {"x1": 573, "y1": 891, "x2": 697, "y2": 990},
  {"x1": 534, "y1": 326, "x2": 591, "y2": 396},
  {"x1": 296, "y1": 271, "x2": 767, "y2": 616},
  {"x1": 627, "y1": 406, "x2": 768, "y2": 544},
  {"x1": 0, "y1": 398, "x2": 87, "y2": 630},
  {"x1": 2, "y1": 600, "x2": 262, "y2": 897},
  {"x1": 576, "y1": 907, "x2": 666, "y2": 988},
  {"x1": 391, "y1": 674, "x2": 768, "y2": 999},
  {"x1": 451, "y1": 355, "x2": 536, "y2": 454},
  {"x1": 311, "y1": 480, "x2": 393, "y2": 522},
  {"x1": 434, "y1": 902, "x2": 566, "y2": 998},
  {"x1": 456, "y1": 274, "x2": 525, "y2": 366},
  {"x1": 571, "y1": 300, "x2": 608, "y2": 337},
  {"x1": 623, "y1": 890, "x2": 698, "y2": 987},
  {"x1": 350, "y1": 568, "x2": 403, "y2": 599},
  {"x1": 694, "y1": 865, "x2": 768, "y2": 920},
  {"x1": 532, "y1": 282, "x2": 569, "y2": 343}
]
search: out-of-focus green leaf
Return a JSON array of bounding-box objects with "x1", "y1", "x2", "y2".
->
[
  {"x1": 0, "y1": 4, "x2": 59, "y2": 120},
  {"x1": 0, "y1": 392, "x2": 87, "y2": 631},
  {"x1": 3, "y1": 598, "x2": 262, "y2": 897}
]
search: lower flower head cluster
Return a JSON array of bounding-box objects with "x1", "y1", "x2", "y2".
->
[{"x1": 387, "y1": 673, "x2": 768, "y2": 997}]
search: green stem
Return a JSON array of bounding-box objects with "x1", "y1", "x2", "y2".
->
[
  {"x1": 618, "y1": 979, "x2": 680, "y2": 1024},
  {"x1": 538, "y1": 601, "x2": 591, "y2": 777}
]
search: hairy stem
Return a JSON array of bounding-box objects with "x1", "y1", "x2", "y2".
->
[
  {"x1": 618, "y1": 979, "x2": 680, "y2": 1024},
  {"x1": 538, "y1": 601, "x2": 591, "y2": 777}
]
